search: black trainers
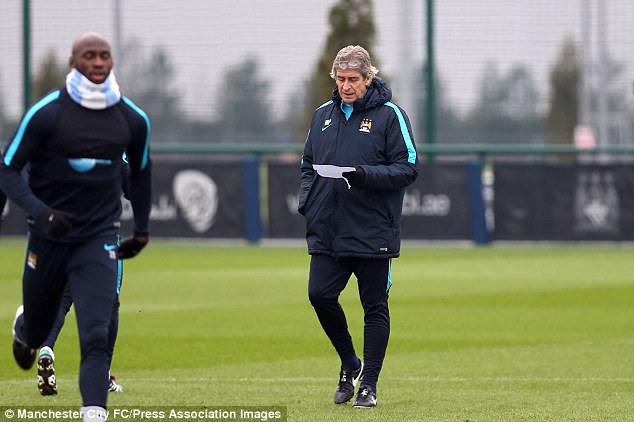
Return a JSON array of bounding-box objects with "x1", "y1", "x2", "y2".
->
[
  {"x1": 37, "y1": 348, "x2": 57, "y2": 396},
  {"x1": 333, "y1": 361, "x2": 363, "y2": 404},
  {"x1": 352, "y1": 386, "x2": 377, "y2": 408},
  {"x1": 12, "y1": 306, "x2": 36, "y2": 370}
]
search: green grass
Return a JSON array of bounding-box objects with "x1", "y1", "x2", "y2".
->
[{"x1": 1, "y1": 239, "x2": 633, "y2": 421}]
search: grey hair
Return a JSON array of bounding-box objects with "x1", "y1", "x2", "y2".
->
[{"x1": 330, "y1": 45, "x2": 379, "y2": 80}]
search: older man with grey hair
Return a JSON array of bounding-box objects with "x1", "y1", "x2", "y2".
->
[{"x1": 299, "y1": 45, "x2": 419, "y2": 408}]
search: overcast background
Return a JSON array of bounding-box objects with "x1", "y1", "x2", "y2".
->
[{"x1": 1, "y1": 0, "x2": 633, "y2": 142}]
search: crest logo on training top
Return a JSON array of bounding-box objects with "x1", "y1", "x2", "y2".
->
[
  {"x1": 359, "y1": 118, "x2": 372, "y2": 133},
  {"x1": 27, "y1": 251, "x2": 37, "y2": 270}
]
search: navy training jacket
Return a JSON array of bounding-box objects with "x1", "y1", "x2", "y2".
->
[{"x1": 299, "y1": 77, "x2": 419, "y2": 259}]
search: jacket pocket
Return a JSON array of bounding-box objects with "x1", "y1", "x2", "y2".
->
[
  {"x1": 379, "y1": 195, "x2": 395, "y2": 226},
  {"x1": 298, "y1": 178, "x2": 315, "y2": 216}
]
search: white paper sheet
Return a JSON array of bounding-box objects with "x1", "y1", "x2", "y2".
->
[
  {"x1": 313, "y1": 164, "x2": 356, "y2": 189},
  {"x1": 312, "y1": 164, "x2": 355, "y2": 178}
]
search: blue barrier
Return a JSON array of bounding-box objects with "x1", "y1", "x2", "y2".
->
[
  {"x1": 243, "y1": 157, "x2": 262, "y2": 242},
  {"x1": 466, "y1": 161, "x2": 490, "y2": 244}
]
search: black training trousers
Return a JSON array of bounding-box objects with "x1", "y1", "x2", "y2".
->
[
  {"x1": 16, "y1": 232, "x2": 120, "y2": 408},
  {"x1": 308, "y1": 254, "x2": 391, "y2": 390},
  {"x1": 43, "y1": 281, "x2": 121, "y2": 371}
]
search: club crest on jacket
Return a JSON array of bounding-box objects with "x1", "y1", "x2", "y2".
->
[{"x1": 359, "y1": 118, "x2": 372, "y2": 133}]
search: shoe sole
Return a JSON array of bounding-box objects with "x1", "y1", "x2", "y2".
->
[
  {"x1": 37, "y1": 356, "x2": 57, "y2": 396},
  {"x1": 13, "y1": 340, "x2": 36, "y2": 370},
  {"x1": 352, "y1": 396, "x2": 377, "y2": 408},
  {"x1": 352, "y1": 402, "x2": 377, "y2": 408},
  {"x1": 38, "y1": 379, "x2": 57, "y2": 396},
  {"x1": 334, "y1": 391, "x2": 354, "y2": 404}
]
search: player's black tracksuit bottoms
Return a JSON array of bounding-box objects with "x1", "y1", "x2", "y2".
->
[
  {"x1": 43, "y1": 282, "x2": 121, "y2": 372},
  {"x1": 308, "y1": 254, "x2": 391, "y2": 392},
  {"x1": 13, "y1": 231, "x2": 121, "y2": 408}
]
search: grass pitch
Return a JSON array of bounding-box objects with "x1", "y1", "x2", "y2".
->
[{"x1": 0, "y1": 239, "x2": 633, "y2": 421}]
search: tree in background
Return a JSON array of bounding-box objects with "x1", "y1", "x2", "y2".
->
[
  {"x1": 414, "y1": 62, "x2": 461, "y2": 144},
  {"x1": 601, "y1": 59, "x2": 632, "y2": 145},
  {"x1": 544, "y1": 37, "x2": 579, "y2": 145},
  {"x1": 584, "y1": 56, "x2": 630, "y2": 146},
  {"x1": 215, "y1": 56, "x2": 273, "y2": 143},
  {"x1": 127, "y1": 48, "x2": 181, "y2": 122},
  {"x1": 32, "y1": 51, "x2": 67, "y2": 100},
  {"x1": 1, "y1": 52, "x2": 66, "y2": 140},
  {"x1": 465, "y1": 61, "x2": 541, "y2": 144},
  {"x1": 302, "y1": 0, "x2": 377, "y2": 137},
  {"x1": 118, "y1": 40, "x2": 186, "y2": 143}
]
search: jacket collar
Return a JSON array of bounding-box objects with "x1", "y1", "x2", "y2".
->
[{"x1": 332, "y1": 76, "x2": 392, "y2": 112}]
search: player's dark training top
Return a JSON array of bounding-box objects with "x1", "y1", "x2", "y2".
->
[{"x1": 0, "y1": 88, "x2": 151, "y2": 241}]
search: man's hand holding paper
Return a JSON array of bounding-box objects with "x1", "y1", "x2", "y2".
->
[{"x1": 313, "y1": 164, "x2": 356, "y2": 189}]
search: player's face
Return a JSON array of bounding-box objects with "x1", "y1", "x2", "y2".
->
[
  {"x1": 70, "y1": 38, "x2": 113, "y2": 84},
  {"x1": 335, "y1": 69, "x2": 370, "y2": 105}
]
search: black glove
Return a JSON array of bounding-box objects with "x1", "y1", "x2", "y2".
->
[
  {"x1": 117, "y1": 236, "x2": 149, "y2": 259},
  {"x1": 342, "y1": 167, "x2": 364, "y2": 188},
  {"x1": 36, "y1": 208, "x2": 76, "y2": 239}
]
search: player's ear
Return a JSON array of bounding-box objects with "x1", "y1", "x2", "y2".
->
[{"x1": 68, "y1": 56, "x2": 76, "y2": 68}]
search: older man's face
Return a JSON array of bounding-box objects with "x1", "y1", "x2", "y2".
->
[{"x1": 335, "y1": 69, "x2": 370, "y2": 105}]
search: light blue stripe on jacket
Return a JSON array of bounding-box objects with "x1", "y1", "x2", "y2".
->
[
  {"x1": 122, "y1": 96, "x2": 151, "y2": 170},
  {"x1": 3, "y1": 90, "x2": 61, "y2": 165},
  {"x1": 385, "y1": 101, "x2": 417, "y2": 164}
]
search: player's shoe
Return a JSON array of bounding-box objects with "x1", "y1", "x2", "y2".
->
[
  {"x1": 352, "y1": 386, "x2": 377, "y2": 408},
  {"x1": 333, "y1": 361, "x2": 363, "y2": 404},
  {"x1": 12, "y1": 305, "x2": 36, "y2": 370},
  {"x1": 108, "y1": 375, "x2": 124, "y2": 393},
  {"x1": 37, "y1": 347, "x2": 57, "y2": 396}
]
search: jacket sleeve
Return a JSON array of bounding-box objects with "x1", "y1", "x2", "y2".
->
[
  {"x1": 298, "y1": 128, "x2": 314, "y2": 216},
  {"x1": 357, "y1": 104, "x2": 419, "y2": 191},
  {"x1": 0, "y1": 188, "x2": 7, "y2": 222},
  {"x1": 0, "y1": 97, "x2": 59, "y2": 218},
  {"x1": 122, "y1": 97, "x2": 152, "y2": 236}
]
